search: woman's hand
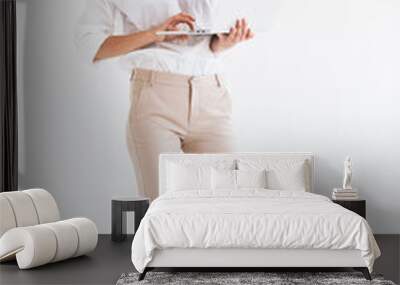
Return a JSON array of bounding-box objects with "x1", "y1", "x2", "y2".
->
[
  {"x1": 210, "y1": 18, "x2": 254, "y2": 53},
  {"x1": 149, "y1": 12, "x2": 196, "y2": 43},
  {"x1": 93, "y1": 12, "x2": 195, "y2": 62}
]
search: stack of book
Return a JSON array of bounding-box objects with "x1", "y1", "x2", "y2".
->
[{"x1": 332, "y1": 188, "x2": 359, "y2": 200}]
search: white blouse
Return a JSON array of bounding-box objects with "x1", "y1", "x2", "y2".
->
[{"x1": 75, "y1": 0, "x2": 223, "y2": 76}]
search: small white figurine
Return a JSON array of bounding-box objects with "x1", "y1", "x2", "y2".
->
[{"x1": 342, "y1": 156, "x2": 353, "y2": 190}]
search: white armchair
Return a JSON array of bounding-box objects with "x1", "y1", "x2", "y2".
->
[{"x1": 0, "y1": 189, "x2": 98, "y2": 269}]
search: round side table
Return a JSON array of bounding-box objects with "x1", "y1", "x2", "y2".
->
[{"x1": 111, "y1": 197, "x2": 149, "y2": 242}]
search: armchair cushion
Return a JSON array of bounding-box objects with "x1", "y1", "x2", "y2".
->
[
  {"x1": 0, "y1": 218, "x2": 98, "y2": 269},
  {"x1": 0, "y1": 189, "x2": 60, "y2": 236}
]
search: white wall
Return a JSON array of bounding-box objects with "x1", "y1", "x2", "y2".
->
[{"x1": 17, "y1": 0, "x2": 400, "y2": 234}]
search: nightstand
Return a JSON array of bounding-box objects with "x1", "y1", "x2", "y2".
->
[
  {"x1": 332, "y1": 199, "x2": 366, "y2": 219},
  {"x1": 111, "y1": 197, "x2": 150, "y2": 242}
]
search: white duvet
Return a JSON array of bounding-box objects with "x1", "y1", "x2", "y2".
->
[{"x1": 131, "y1": 190, "x2": 380, "y2": 273}]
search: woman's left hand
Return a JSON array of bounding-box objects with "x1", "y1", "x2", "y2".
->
[{"x1": 210, "y1": 18, "x2": 254, "y2": 53}]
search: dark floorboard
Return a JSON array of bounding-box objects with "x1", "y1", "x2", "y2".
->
[
  {"x1": 0, "y1": 234, "x2": 398, "y2": 285},
  {"x1": 374, "y1": 234, "x2": 400, "y2": 284}
]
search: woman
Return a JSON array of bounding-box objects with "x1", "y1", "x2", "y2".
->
[{"x1": 75, "y1": 0, "x2": 253, "y2": 201}]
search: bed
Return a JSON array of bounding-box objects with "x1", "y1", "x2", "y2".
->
[{"x1": 131, "y1": 153, "x2": 380, "y2": 281}]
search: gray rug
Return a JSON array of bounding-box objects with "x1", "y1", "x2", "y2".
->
[{"x1": 116, "y1": 272, "x2": 396, "y2": 285}]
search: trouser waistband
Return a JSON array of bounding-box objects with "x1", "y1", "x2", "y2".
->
[{"x1": 131, "y1": 68, "x2": 224, "y2": 87}]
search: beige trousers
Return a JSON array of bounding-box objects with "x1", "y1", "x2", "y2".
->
[{"x1": 126, "y1": 69, "x2": 234, "y2": 200}]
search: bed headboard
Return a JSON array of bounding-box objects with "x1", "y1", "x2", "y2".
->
[{"x1": 158, "y1": 153, "x2": 315, "y2": 195}]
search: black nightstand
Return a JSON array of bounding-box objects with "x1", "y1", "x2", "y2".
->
[
  {"x1": 111, "y1": 197, "x2": 150, "y2": 242},
  {"x1": 332, "y1": 199, "x2": 366, "y2": 219}
]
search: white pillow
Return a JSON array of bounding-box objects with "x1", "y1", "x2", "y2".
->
[
  {"x1": 237, "y1": 169, "x2": 268, "y2": 189},
  {"x1": 166, "y1": 162, "x2": 212, "y2": 191},
  {"x1": 211, "y1": 169, "x2": 268, "y2": 190},
  {"x1": 267, "y1": 164, "x2": 306, "y2": 191},
  {"x1": 212, "y1": 168, "x2": 236, "y2": 190},
  {"x1": 238, "y1": 159, "x2": 309, "y2": 191}
]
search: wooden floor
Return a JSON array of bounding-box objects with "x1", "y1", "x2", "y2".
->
[{"x1": 0, "y1": 235, "x2": 398, "y2": 285}]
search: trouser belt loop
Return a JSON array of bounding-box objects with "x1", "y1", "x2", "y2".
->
[
  {"x1": 149, "y1": 71, "x2": 156, "y2": 86},
  {"x1": 130, "y1": 70, "x2": 135, "y2": 81},
  {"x1": 216, "y1": 74, "x2": 223, "y2": 88}
]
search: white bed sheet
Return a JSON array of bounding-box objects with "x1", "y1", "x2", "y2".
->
[{"x1": 131, "y1": 190, "x2": 380, "y2": 273}]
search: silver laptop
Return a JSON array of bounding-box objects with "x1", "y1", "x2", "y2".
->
[{"x1": 156, "y1": 29, "x2": 230, "y2": 37}]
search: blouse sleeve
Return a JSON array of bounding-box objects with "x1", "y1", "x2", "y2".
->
[{"x1": 74, "y1": 0, "x2": 116, "y2": 64}]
